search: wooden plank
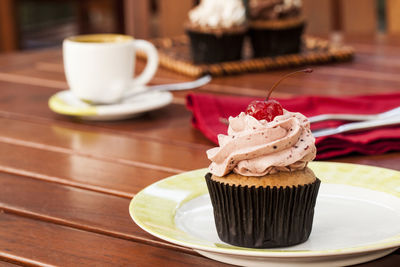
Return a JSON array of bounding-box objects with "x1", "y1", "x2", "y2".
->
[
  {"x1": 1, "y1": 65, "x2": 400, "y2": 130},
  {"x1": 10, "y1": 59, "x2": 400, "y2": 96},
  {"x1": 343, "y1": 34, "x2": 400, "y2": 45},
  {"x1": 329, "y1": 152, "x2": 400, "y2": 172},
  {"x1": 0, "y1": 212, "x2": 227, "y2": 266},
  {"x1": 30, "y1": 63, "x2": 296, "y2": 98},
  {"x1": 0, "y1": 72, "x2": 67, "y2": 89},
  {"x1": 0, "y1": 261, "x2": 20, "y2": 266},
  {"x1": 0, "y1": 46, "x2": 399, "y2": 149},
  {"x1": 159, "y1": 0, "x2": 193, "y2": 37},
  {"x1": 0, "y1": 0, "x2": 18, "y2": 51},
  {"x1": 357, "y1": 253, "x2": 400, "y2": 266},
  {"x1": 386, "y1": 0, "x2": 400, "y2": 34},
  {"x1": 32, "y1": 54, "x2": 400, "y2": 84},
  {"x1": 1, "y1": 120, "x2": 399, "y2": 200},
  {"x1": 124, "y1": 0, "x2": 151, "y2": 38},
  {"x1": 3, "y1": 41, "x2": 400, "y2": 93},
  {"x1": 0, "y1": 117, "x2": 209, "y2": 173},
  {"x1": 5, "y1": 57, "x2": 400, "y2": 98},
  {"x1": 0, "y1": 172, "x2": 193, "y2": 254},
  {"x1": 27, "y1": 44, "x2": 394, "y2": 73},
  {"x1": 302, "y1": 0, "x2": 333, "y2": 35},
  {"x1": 86, "y1": 0, "x2": 122, "y2": 33},
  {"x1": 0, "y1": 141, "x2": 173, "y2": 198},
  {"x1": 0, "y1": 79, "x2": 213, "y2": 146},
  {"x1": 28, "y1": 45, "x2": 400, "y2": 77},
  {"x1": 0, "y1": 49, "x2": 61, "y2": 70},
  {"x1": 341, "y1": 0, "x2": 377, "y2": 34}
]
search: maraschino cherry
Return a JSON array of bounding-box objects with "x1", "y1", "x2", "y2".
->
[{"x1": 246, "y1": 68, "x2": 313, "y2": 121}]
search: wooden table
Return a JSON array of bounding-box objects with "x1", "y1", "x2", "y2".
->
[{"x1": 0, "y1": 35, "x2": 399, "y2": 266}]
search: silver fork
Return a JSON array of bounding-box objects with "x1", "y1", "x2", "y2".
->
[
  {"x1": 312, "y1": 116, "x2": 400, "y2": 137},
  {"x1": 309, "y1": 106, "x2": 400, "y2": 123}
]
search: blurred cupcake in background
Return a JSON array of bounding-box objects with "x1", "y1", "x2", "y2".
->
[
  {"x1": 248, "y1": 0, "x2": 305, "y2": 57},
  {"x1": 185, "y1": 0, "x2": 247, "y2": 64}
]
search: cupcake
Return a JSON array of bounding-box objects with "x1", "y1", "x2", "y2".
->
[
  {"x1": 205, "y1": 72, "x2": 320, "y2": 248},
  {"x1": 185, "y1": 0, "x2": 247, "y2": 64},
  {"x1": 248, "y1": 0, "x2": 305, "y2": 57}
]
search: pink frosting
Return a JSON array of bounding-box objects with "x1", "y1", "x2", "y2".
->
[{"x1": 207, "y1": 110, "x2": 316, "y2": 177}]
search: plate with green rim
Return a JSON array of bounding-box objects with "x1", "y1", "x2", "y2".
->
[{"x1": 129, "y1": 162, "x2": 400, "y2": 266}]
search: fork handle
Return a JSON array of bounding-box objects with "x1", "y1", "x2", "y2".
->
[
  {"x1": 309, "y1": 106, "x2": 400, "y2": 123},
  {"x1": 313, "y1": 116, "x2": 400, "y2": 137},
  {"x1": 337, "y1": 116, "x2": 400, "y2": 133},
  {"x1": 309, "y1": 114, "x2": 376, "y2": 123}
]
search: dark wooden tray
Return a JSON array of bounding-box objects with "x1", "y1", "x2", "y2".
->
[{"x1": 138, "y1": 35, "x2": 354, "y2": 77}]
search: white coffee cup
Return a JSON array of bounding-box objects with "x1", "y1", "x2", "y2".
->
[{"x1": 63, "y1": 34, "x2": 158, "y2": 104}]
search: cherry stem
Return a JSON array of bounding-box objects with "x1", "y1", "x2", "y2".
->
[{"x1": 266, "y1": 68, "x2": 313, "y2": 101}]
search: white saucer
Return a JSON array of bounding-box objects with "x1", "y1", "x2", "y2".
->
[{"x1": 48, "y1": 89, "x2": 173, "y2": 121}]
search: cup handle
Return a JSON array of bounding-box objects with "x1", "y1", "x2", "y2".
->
[{"x1": 131, "y1": 40, "x2": 159, "y2": 87}]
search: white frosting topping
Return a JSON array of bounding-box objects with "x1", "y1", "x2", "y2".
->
[
  {"x1": 188, "y1": 0, "x2": 246, "y2": 28},
  {"x1": 284, "y1": 0, "x2": 302, "y2": 7}
]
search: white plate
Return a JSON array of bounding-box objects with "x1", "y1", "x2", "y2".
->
[
  {"x1": 130, "y1": 162, "x2": 400, "y2": 266},
  {"x1": 48, "y1": 89, "x2": 173, "y2": 121}
]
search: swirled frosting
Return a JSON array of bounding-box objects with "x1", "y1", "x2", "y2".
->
[
  {"x1": 249, "y1": 0, "x2": 301, "y2": 20},
  {"x1": 207, "y1": 110, "x2": 316, "y2": 177},
  {"x1": 188, "y1": 0, "x2": 246, "y2": 28}
]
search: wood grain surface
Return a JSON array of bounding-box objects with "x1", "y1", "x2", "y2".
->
[
  {"x1": 0, "y1": 35, "x2": 399, "y2": 266},
  {"x1": 0, "y1": 213, "x2": 228, "y2": 266}
]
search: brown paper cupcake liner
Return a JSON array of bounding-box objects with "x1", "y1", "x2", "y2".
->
[{"x1": 205, "y1": 173, "x2": 321, "y2": 248}]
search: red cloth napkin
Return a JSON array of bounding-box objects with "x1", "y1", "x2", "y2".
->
[{"x1": 186, "y1": 93, "x2": 400, "y2": 159}]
